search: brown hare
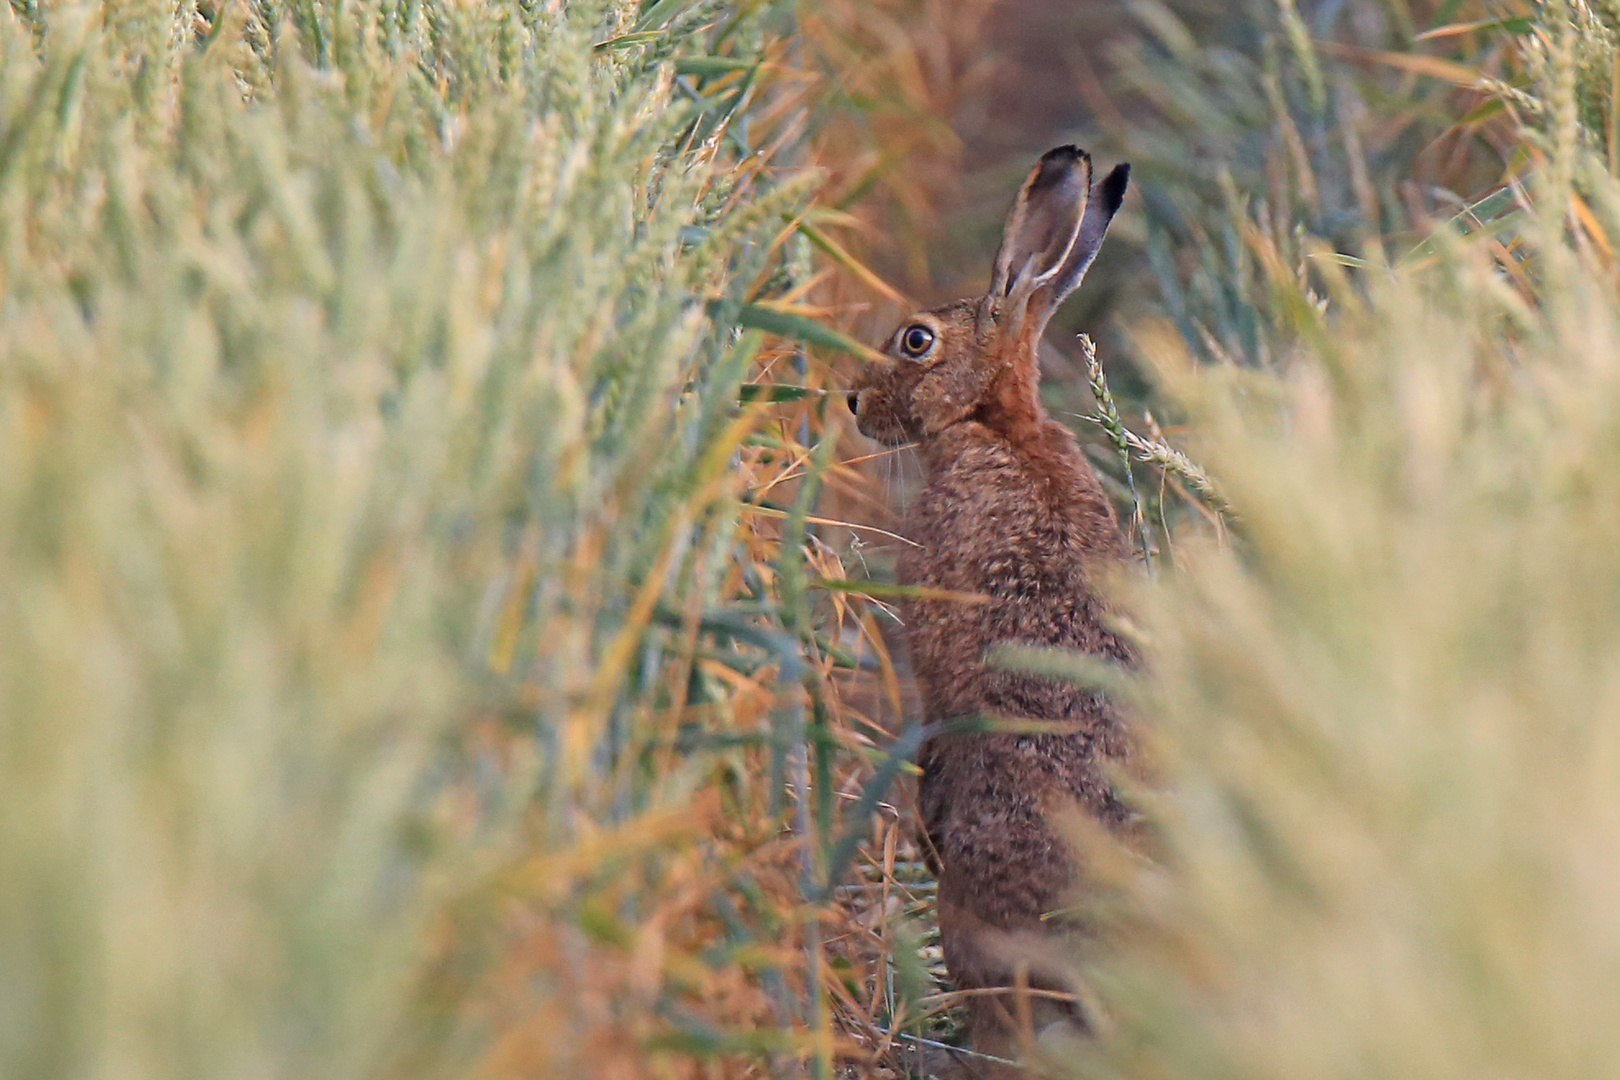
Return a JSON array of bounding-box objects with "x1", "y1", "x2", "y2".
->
[{"x1": 847, "y1": 146, "x2": 1137, "y2": 1076}]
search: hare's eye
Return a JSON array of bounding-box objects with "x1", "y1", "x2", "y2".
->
[{"x1": 899, "y1": 324, "x2": 935, "y2": 358}]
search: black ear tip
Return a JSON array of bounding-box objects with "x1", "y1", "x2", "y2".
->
[
  {"x1": 1032, "y1": 144, "x2": 1090, "y2": 189},
  {"x1": 1099, "y1": 162, "x2": 1131, "y2": 214}
]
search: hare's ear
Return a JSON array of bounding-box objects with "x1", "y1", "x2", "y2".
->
[
  {"x1": 1027, "y1": 162, "x2": 1130, "y2": 330},
  {"x1": 989, "y1": 146, "x2": 1092, "y2": 329}
]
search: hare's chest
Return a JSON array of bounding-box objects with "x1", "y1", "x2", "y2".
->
[
  {"x1": 896, "y1": 490, "x2": 1095, "y2": 672},
  {"x1": 899, "y1": 481, "x2": 1086, "y2": 595}
]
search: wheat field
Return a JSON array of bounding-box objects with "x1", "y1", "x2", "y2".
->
[{"x1": 2, "y1": 1, "x2": 1617, "y2": 1078}]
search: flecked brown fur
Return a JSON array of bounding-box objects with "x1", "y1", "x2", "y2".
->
[{"x1": 848, "y1": 147, "x2": 1136, "y2": 1075}]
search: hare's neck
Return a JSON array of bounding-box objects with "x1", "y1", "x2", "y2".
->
[
  {"x1": 978, "y1": 356, "x2": 1047, "y2": 445},
  {"x1": 960, "y1": 368, "x2": 1127, "y2": 556}
]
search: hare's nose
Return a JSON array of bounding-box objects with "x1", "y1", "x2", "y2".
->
[{"x1": 846, "y1": 390, "x2": 861, "y2": 414}]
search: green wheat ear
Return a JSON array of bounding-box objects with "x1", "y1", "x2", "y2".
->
[{"x1": 1081, "y1": 332, "x2": 1157, "y2": 571}]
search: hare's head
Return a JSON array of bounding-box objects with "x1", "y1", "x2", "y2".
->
[{"x1": 848, "y1": 146, "x2": 1128, "y2": 446}]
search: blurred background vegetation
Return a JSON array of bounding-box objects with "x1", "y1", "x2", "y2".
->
[{"x1": 2, "y1": 0, "x2": 1617, "y2": 1078}]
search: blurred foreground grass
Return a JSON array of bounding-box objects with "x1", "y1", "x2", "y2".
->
[
  {"x1": 1081, "y1": 229, "x2": 1620, "y2": 1080},
  {"x1": 1041, "y1": 4, "x2": 1620, "y2": 1079},
  {"x1": 0, "y1": 1, "x2": 875, "y2": 1076}
]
